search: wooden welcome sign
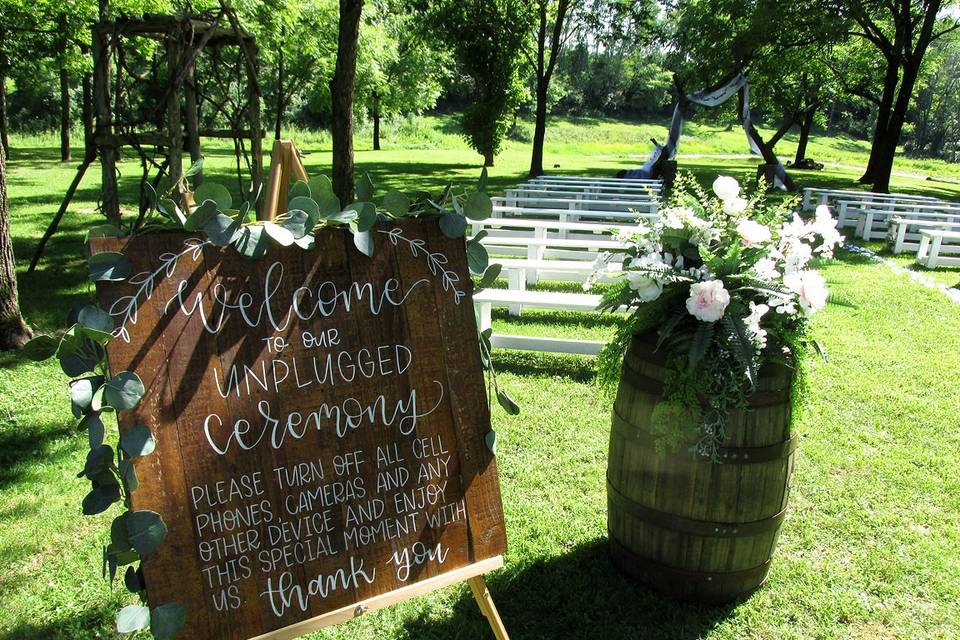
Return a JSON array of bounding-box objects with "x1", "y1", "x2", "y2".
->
[{"x1": 89, "y1": 219, "x2": 507, "y2": 639}]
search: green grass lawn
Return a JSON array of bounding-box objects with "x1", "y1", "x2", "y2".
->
[{"x1": 1, "y1": 119, "x2": 959, "y2": 639}]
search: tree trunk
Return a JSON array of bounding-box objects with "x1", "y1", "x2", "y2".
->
[
  {"x1": 794, "y1": 110, "x2": 814, "y2": 164},
  {"x1": 529, "y1": 84, "x2": 548, "y2": 177},
  {"x1": 871, "y1": 64, "x2": 922, "y2": 193},
  {"x1": 0, "y1": 144, "x2": 32, "y2": 350},
  {"x1": 372, "y1": 90, "x2": 380, "y2": 151},
  {"x1": 330, "y1": 0, "x2": 363, "y2": 206},
  {"x1": 80, "y1": 44, "x2": 93, "y2": 157},
  {"x1": 0, "y1": 56, "x2": 8, "y2": 156},
  {"x1": 60, "y1": 65, "x2": 71, "y2": 162},
  {"x1": 860, "y1": 57, "x2": 900, "y2": 184},
  {"x1": 483, "y1": 149, "x2": 494, "y2": 167}
]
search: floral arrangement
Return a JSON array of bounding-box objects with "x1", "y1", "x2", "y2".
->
[{"x1": 592, "y1": 174, "x2": 844, "y2": 460}]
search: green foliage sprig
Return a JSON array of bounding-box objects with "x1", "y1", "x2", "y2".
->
[{"x1": 20, "y1": 160, "x2": 514, "y2": 638}]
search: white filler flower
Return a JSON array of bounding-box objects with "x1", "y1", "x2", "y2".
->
[
  {"x1": 712, "y1": 175, "x2": 741, "y2": 202},
  {"x1": 722, "y1": 197, "x2": 749, "y2": 215},
  {"x1": 625, "y1": 271, "x2": 664, "y2": 302},
  {"x1": 784, "y1": 270, "x2": 829, "y2": 315},
  {"x1": 686, "y1": 280, "x2": 731, "y2": 322},
  {"x1": 737, "y1": 219, "x2": 772, "y2": 246}
]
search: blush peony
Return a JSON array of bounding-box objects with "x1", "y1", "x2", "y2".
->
[
  {"x1": 737, "y1": 219, "x2": 772, "y2": 246},
  {"x1": 686, "y1": 280, "x2": 730, "y2": 322},
  {"x1": 784, "y1": 270, "x2": 829, "y2": 315}
]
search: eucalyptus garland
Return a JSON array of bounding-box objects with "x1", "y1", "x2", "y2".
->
[{"x1": 19, "y1": 159, "x2": 517, "y2": 637}]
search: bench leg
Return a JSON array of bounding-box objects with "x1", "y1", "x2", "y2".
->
[
  {"x1": 893, "y1": 223, "x2": 908, "y2": 253},
  {"x1": 927, "y1": 236, "x2": 943, "y2": 269},
  {"x1": 916, "y1": 235, "x2": 931, "y2": 265},
  {"x1": 507, "y1": 269, "x2": 524, "y2": 316}
]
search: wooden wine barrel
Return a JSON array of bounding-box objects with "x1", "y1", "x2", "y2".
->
[{"x1": 607, "y1": 335, "x2": 795, "y2": 603}]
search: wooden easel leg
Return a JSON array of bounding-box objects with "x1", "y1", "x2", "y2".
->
[{"x1": 468, "y1": 575, "x2": 509, "y2": 640}]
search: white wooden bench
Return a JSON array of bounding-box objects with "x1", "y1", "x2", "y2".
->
[
  {"x1": 519, "y1": 182, "x2": 662, "y2": 196},
  {"x1": 492, "y1": 195, "x2": 658, "y2": 215},
  {"x1": 917, "y1": 229, "x2": 960, "y2": 268},
  {"x1": 838, "y1": 198, "x2": 960, "y2": 233},
  {"x1": 531, "y1": 175, "x2": 661, "y2": 186},
  {"x1": 473, "y1": 289, "x2": 618, "y2": 355},
  {"x1": 481, "y1": 235, "x2": 625, "y2": 264},
  {"x1": 472, "y1": 216, "x2": 637, "y2": 243},
  {"x1": 507, "y1": 187, "x2": 660, "y2": 202},
  {"x1": 889, "y1": 217, "x2": 960, "y2": 253},
  {"x1": 493, "y1": 257, "x2": 620, "y2": 313},
  {"x1": 802, "y1": 187, "x2": 938, "y2": 212},
  {"x1": 492, "y1": 205, "x2": 656, "y2": 224},
  {"x1": 852, "y1": 208, "x2": 960, "y2": 241}
]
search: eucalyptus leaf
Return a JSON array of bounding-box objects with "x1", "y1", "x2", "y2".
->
[
  {"x1": 86, "y1": 224, "x2": 125, "y2": 241},
  {"x1": 466, "y1": 240, "x2": 489, "y2": 275},
  {"x1": 294, "y1": 234, "x2": 315, "y2": 250},
  {"x1": 280, "y1": 209, "x2": 311, "y2": 239},
  {"x1": 60, "y1": 352, "x2": 97, "y2": 378},
  {"x1": 194, "y1": 182, "x2": 232, "y2": 210},
  {"x1": 234, "y1": 200, "x2": 252, "y2": 224},
  {"x1": 81, "y1": 413, "x2": 105, "y2": 448},
  {"x1": 111, "y1": 513, "x2": 131, "y2": 552},
  {"x1": 21, "y1": 335, "x2": 58, "y2": 361},
  {"x1": 288, "y1": 196, "x2": 321, "y2": 228},
  {"x1": 463, "y1": 192, "x2": 493, "y2": 221},
  {"x1": 439, "y1": 212, "x2": 468, "y2": 239},
  {"x1": 143, "y1": 181, "x2": 158, "y2": 209},
  {"x1": 352, "y1": 229, "x2": 374, "y2": 258},
  {"x1": 348, "y1": 202, "x2": 377, "y2": 232},
  {"x1": 124, "y1": 566, "x2": 146, "y2": 594},
  {"x1": 88, "y1": 252, "x2": 130, "y2": 282},
  {"x1": 79, "y1": 444, "x2": 113, "y2": 479},
  {"x1": 496, "y1": 389, "x2": 520, "y2": 416},
  {"x1": 383, "y1": 190, "x2": 411, "y2": 217},
  {"x1": 91, "y1": 385, "x2": 108, "y2": 412},
  {"x1": 288, "y1": 180, "x2": 311, "y2": 200},
  {"x1": 71, "y1": 376, "x2": 104, "y2": 416},
  {"x1": 233, "y1": 225, "x2": 269, "y2": 258},
  {"x1": 263, "y1": 221, "x2": 296, "y2": 247},
  {"x1": 119, "y1": 459, "x2": 139, "y2": 492},
  {"x1": 485, "y1": 430, "x2": 497, "y2": 455},
  {"x1": 103, "y1": 372, "x2": 144, "y2": 411},
  {"x1": 116, "y1": 604, "x2": 151, "y2": 634},
  {"x1": 309, "y1": 174, "x2": 334, "y2": 199},
  {"x1": 478, "y1": 263, "x2": 503, "y2": 288},
  {"x1": 82, "y1": 484, "x2": 121, "y2": 515},
  {"x1": 78, "y1": 305, "x2": 114, "y2": 334},
  {"x1": 203, "y1": 213, "x2": 241, "y2": 247},
  {"x1": 316, "y1": 195, "x2": 342, "y2": 219},
  {"x1": 126, "y1": 510, "x2": 167, "y2": 556},
  {"x1": 159, "y1": 198, "x2": 186, "y2": 226},
  {"x1": 151, "y1": 603, "x2": 187, "y2": 640},
  {"x1": 120, "y1": 424, "x2": 156, "y2": 457},
  {"x1": 355, "y1": 172, "x2": 375, "y2": 202},
  {"x1": 183, "y1": 200, "x2": 219, "y2": 232},
  {"x1": 184, "y1": 157, "x2": 204, "y2": 178}
]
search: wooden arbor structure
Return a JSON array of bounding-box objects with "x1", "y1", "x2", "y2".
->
[{"x1": 30, "y1": 9, "x2": 264, "y2": 271}]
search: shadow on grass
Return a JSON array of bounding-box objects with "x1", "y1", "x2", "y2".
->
[
  {"x1": 0, "y1": 419, "x2": 78, "y2": 490},
  {"x1": 492, "y1": 350, "x2": 597, "y2": 383},
  {"x1": 0, "y1": 604, "x2": 115, "y2": 640},
  {"x1": 404, "y1": 538, "x2": 737, "y2": 640}
]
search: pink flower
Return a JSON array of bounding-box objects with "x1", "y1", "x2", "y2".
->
[
  {"x1": 737, "y1": 219, "x2": 772, "y2": 246},
  {"x1": 686, "y1": 280, "x2": 730, "y2": 322},
  {"x1": 784, "y1": 270, "x2": 829, "y2": 315}
]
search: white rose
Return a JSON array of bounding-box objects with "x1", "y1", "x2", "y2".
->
[
  {"x1": 784, "y1": 270, "x2": 828, "y2": 315},
  {"x1": 686, "y1": 280, "x2": 730, "y2": 322},
  {"x1": 625, "y1": 271, "x2": 664, "y2": 302},
  {"x1": 737, "y1": 219, "x2": 772, "y2": 247},
  {"x1": 712, "y1": 176, "x2": 740, "y2": 202},
  {"x1": 723, "y1": 197, "x2": 748, "y2": 215}
]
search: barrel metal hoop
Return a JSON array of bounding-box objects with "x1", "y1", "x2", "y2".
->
[
  {"x1": 611, "y1": 409, "x2": 797, "y2": 464},
  {"x1": 608, "y1": 534, "x2": 773, "y2": 589},
  {"x1": 619, "y1": 361, "x2": 791, "y2": 408},
  {"x1": 607, "y1": 478, "x2": 788, "y2": 538}
]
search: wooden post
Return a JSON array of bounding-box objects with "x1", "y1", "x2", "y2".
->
[
  {"x1": 184, "y1": 64, "x2": 202, "y2": 185},
  {"x1": 166, "y1": 29, "x2": 184, "y2": 204},
  {"x1": 92, "y1": 25, "x2": 120, "y2": 225},
  {"x1": 247, "y1": 39, "x2": 264, "y2": 207}
]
